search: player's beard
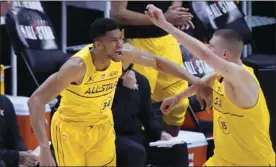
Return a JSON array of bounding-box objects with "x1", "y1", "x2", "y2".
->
[
  {"x1": 102, "y1": 45, "x2": 113, "y2": 61},
  {"x1": 103, "y1": 45, "x2": 120, "y2": 62}
]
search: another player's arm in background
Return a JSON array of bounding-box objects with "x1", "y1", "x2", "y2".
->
[
  {"x1": 161, "y1": 22, "x2": 258, "y2": 107},
  {"x1": 111, "y1": 1, "x2": 153, "y2": 25},
  {"x1": 111, "y1": 1, "x2": 192, "y2": 26},
  {"x1": 122, "y1": 47, "x2": 201, "y2": 85},
  {"x1": 27, "y1": 58, "x2": 85, "y2": 151}
]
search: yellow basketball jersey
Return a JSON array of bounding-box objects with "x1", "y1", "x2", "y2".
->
[
  {"x1": 212, "y1": 65, "x2": 275, "y2": 165},
  {"x1": 57, "y1": 44, "x2": 122, "y2": 125}
]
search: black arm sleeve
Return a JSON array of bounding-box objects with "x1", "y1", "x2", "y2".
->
[
  {"x1": 112, "y1": 79, "x2": 139, "y2": 129},
  {"x1": 3, "y1": 96, "x2": 27, "y2": 151},
  {"x1": 136, "y1": 73, "x2": 163, "y2": 141},
  {"x1": 0, "y1": 149, "x2": 19, "y2": 166}
]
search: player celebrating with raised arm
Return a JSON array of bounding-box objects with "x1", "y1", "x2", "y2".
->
[
  {"x1": 27, "y1": 18, "x2": 209, "y2": 166},
  {"x1": 145, "y1": 4, "x2": 275, "y2": 166}
]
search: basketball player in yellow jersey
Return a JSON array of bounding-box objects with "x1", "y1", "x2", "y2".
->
[
  {"x1": 27, "y1": 18, "x2": 208, "y2": 166},
  {"x1": 111, "y1": 1, "x2": 195, "y2": 136},
  {"x1": 147, "y1": 5, "x2": 275, "y2": 166}
]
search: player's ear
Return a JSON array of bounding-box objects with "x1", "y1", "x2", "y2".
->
[
  {"x1": 223, "y1": 49, "x2": 228, "y2": 59},
  {"x1": 94, "y1": 41, "x2": 103, "y2": 50}
]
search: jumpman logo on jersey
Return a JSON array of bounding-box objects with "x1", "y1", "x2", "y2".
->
[
  {"x1": 87, "y1": 76, "x2": 93, "y2": 82},
  {"x1": 0, "y1": 109, "x2": 4, "y2": 116}
]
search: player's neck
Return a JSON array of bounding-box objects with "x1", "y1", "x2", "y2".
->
[
  {"x1": 91, "y1": 49, "x2": 111, "y2": 71},
  {"x1": 229, "y1": 57, "x2": 243, "y2": 66}
]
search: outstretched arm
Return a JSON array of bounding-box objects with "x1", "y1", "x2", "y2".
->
[
  {"x1": 145, "y1": 5, "x2": 254, "y2": 89},
  {"x1": 122, "y1": 44, "x2": 201, "y2": 85},
  {"x1": 145, "y1": 5, "x2": 259, "y2": 108}
]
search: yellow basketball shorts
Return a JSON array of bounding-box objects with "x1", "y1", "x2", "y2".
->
[
  {"x1": 131, "y1": 34, "x2": 189, "y2": 126},
  {"x1": 51, "y1": 112, "x2": 116, "y2": 166}
]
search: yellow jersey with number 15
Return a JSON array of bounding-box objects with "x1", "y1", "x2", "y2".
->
[
  {"x1": 57, "y1": 44, "x2": 122, "y2": 125},
  {"x1": 212, "y1": 65, "x2": 275, "y2": 166}
]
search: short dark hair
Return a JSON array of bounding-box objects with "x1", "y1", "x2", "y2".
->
[
  {"x1": 214, "y1": 29, "x2": 244, "y2": 56},
  {"x1": 90, "y1": 18, "x2": 119, "y2": 42}
]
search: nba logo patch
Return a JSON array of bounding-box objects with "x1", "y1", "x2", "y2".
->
[{"x1": 101, "y1": 74, "x2": 105, "y2": 79}]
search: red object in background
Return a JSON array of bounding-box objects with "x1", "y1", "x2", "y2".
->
[
  {"x1": 183, "y1": 109, "x2": 213, "y2": 130},
  {"x1": 0, "y1": 1, "x2": 12, "y2": 16},
  {"x1": 188, "y1": 145, "x2": 208, "y2": 166},
  {"x1": 16, "y1": 112, "x2": 51, "y2": 150}
]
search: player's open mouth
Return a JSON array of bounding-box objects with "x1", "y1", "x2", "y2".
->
[{"x1": 116, "y1": 50, "x2": 122, "y2": 56}]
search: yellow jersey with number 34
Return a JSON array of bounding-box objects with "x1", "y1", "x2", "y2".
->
[
  {"x1": 57, "y1": 44, "x2": 122, "y2": 125},
  {"x1": 212, "y1": 65, "x2": 275, "y2": 166}
]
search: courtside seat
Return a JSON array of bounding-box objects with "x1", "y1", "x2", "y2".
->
[{"x1": 5, "y1": 7, "x2": 70, "y2": 97}]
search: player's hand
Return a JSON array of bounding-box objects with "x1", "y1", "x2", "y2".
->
[
  {"x1": 145, "y1": 4, "x2": 168, "y2": 28},
  {"x1": 145, "y1": 4, "x2": 193, "y2": 30},
  {"x1": 164, "y1": 5, "x2": 193, "y2": 25},
  {"x1": 177, "y1": 20, "x2": 195, "y2": 30},
  {"x1": 18, "y1": 151, "x2": 38, "y2": 166},
  {"x1": 39, "y1": 147, "x2": 56, "y2": 166},
  {"x1": 160, "y1": 131, "x2": 173, "y2": 141},
  {"x1": 122, "y1": 70, "x2": 138, "y2": 90},
  {"x1": 195, "y1": 81, "x2": 213, "y2": 112},
  {"x1": 160, "y1": 96, "x2": 180, "y2": 114},
  {"x1": 165, "y1": 5, "x2": 194, "y2": 29}
]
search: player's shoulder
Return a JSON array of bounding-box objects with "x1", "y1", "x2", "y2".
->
[
  {"x1": 71, "y1": 44, "x2": 93, "y2": 58},
  {"x1": 61, "y1": 57, "x2": 86, "y2": 74},
  {"x1": 56, "y1": 57, "x2": 86, "y2": 84}
]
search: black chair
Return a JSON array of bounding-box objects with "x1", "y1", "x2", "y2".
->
[{"x1": 5, "y1": 7, "x2": 70, "y2": 97}]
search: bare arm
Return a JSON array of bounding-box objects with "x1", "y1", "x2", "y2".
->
[
  {"x1": 176, "y1": 72, "x2": 217, "y2": 101},
  {"x1": 162, "y1": 22, "x2": 255, "y2": 88},
  {"x1": 27, "y1": 58, "x2": 85, "y2": 150},
  {"x1": 111, "y1": 1, "x2": 153, "y2": 25},
  {"x1": 160, "y1": 72, "x2": 216, "y2": 113},
  {"x1": 122, "y1": 46, "x2": 200, "y2": 84},
  {"x1": 161, "y1": 22, "x2": 259, "y2": 107}
]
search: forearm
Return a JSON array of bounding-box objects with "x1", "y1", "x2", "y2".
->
[
  {"x1": 27, "y1": 98, "x2": 50, "y2": 150},
  {"x1": 176, "y1": 85, "x2": 197, "y2": 101},
  {"x1": 163, "y1": 22, "x2": 210, "y2": 61},
  {"x1": 112, "y1": 9, "x2": 153, "y2": 25},
  {"x1": 144, "y1": 51, "x2": 200, "y2": 84}
]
